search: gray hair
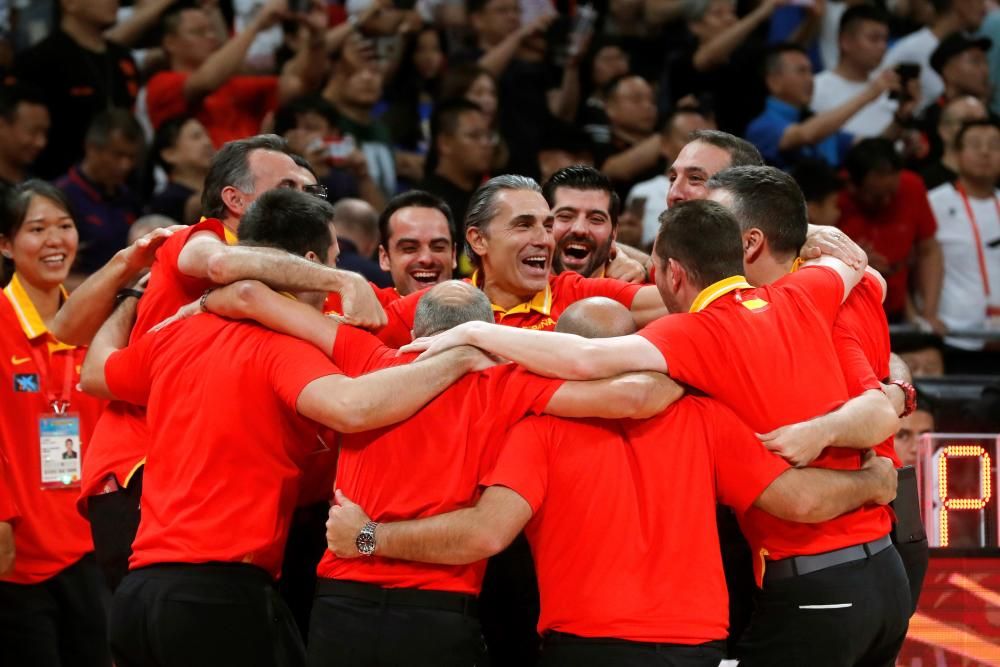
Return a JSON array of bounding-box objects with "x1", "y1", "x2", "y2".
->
[
  {"x1": 201, "y1": 134, "x2": 290, "y2": 220},
  {"x1": 412, "y1": 282, "x2": 494, "y2": 338},
  {"x1": 464, "y1": 174, "x2": 541, "y2": 267}
]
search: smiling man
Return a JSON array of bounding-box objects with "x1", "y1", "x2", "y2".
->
[
  {"x1": 377, "y1": 191, "x2": 457, "y2": 297},
  {"x1": 376, "y1": 175, "x2": 671, "y2": 347},
  {"x1": 543, "y1": 166, "x2": 618, "y2": 279}
]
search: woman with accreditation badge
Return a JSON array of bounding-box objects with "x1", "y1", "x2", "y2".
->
[{"x1": 0, "y1": 180, "x2": 111, "y2": 666}]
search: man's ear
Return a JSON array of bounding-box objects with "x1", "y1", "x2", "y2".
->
[
  {"x1": 668, "y1": 258, "x2": 685, "y2": 293},
  {"x1": 378, "y1": 245, "x2": 391, "y2": 272},
  {"x1": 743, "y1": 228, "x2": 766, "y2": 265},
  {"x1": 467, "y1": 226, "x2": 488, "y2": 260},
  {"x1": 220, "y1": 186, "x2": 246, "y2": 219}
]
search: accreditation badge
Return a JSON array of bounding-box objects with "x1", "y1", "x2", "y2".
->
[{"x1": 39, "y1": 413, "x2": 82, "y2": 489}]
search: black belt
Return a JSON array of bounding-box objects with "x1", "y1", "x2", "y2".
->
[
  {"x1": 315, "y1": 579, "x2": 478, "y2": 615},
  {"x1": 764, "y1": 535, "x2": 893, "y2": 582}
]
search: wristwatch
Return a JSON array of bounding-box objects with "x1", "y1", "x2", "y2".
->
[
  {"x1": 356, "y1": 521, "x2": 378, "y2": 556},
  {"x1": 889, "y1": 380, "x2": 917, "y2": 418}
]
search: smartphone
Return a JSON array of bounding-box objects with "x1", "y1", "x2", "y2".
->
[{"x1": 890, "y1": 62, "x2": 920, "y2": 101}]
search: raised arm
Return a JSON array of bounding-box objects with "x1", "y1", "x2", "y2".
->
[
  {"x1": 758, "y1": 389, "x2": 899, "y2": 467},
  {"x1": 401, "y1": 320, "x2": 667, "y2": 380},
  {"x1": 779, "y1": 72, "x2": 894, "y2": 151},
  {"x1": 693, "y1": 0, "x2": 780, "y2": 71},
  {"x1": 80, "y1": 297, "x2": 140, "y2": 400},
  {"x1": 629, "y1": 285, "x2": 668, "y2": 328},
  {"x1": 277, "y1": 5, "x2": 329, "y2": 103},
  {"x1": 544, "y1": 372, "x2": 683, "y2": 419},
  {"x1": 754, "y1": 452, "x2": 897, "y2": 522},
  {"x1": 104, "y1": 0, "x2": 176, "y2": 47},
  {"x1": 477, "y1": 14, "x2": 555, "y2": 77},
  {"x1": 326, "y1": 486, "x2": 532, "y2": 563},
  {"x1": 296, "y1": 345, "x2": 493, "y2": 433}
]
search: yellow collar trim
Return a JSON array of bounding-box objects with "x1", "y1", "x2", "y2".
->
[
  {"x1": 198, "y1": 216, "x2": 238, "y2": 246},
  {"x1": 790, "y1": 257, "x2": 804, "y2": 273},
  {"x1": 471, "y1": 270, "x2": 553, "y2": 317},
  {"x1": 689, "y1": 275, "x2": 753, "y2": 313},
  {"x1": 3, "y1": 273, "x2": 71, "y2": 343}
]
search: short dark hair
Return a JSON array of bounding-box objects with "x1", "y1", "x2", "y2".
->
[
  {"x1": 412, "y1": 281, "x2": 493, "y2": 338},
  {"x1": 85, "y1": 108, "x2": 144, "y2": 147},
  {"x1": 602, "y1": 73, "x2": 640, "y2": 101},
  {"x1": 1, "y1": 179, "x2": 75, "y2": 241},
  {"x1": 790, "y1": 158, "x2": 843, "y2": 203},
  {"x1": 431, "y1": 98, "x2": 484, "y2": 141},
  {"x1": 378, "y1": 190, "x2": 456, "y2": 250},
  {"x1": 152, "y1": 115, "x2": 195, "y2": 173},
  {"x1": 844, "y1": 138, "x2": 902, "y2": 185},
  {"x1": 439, "y1": 64, "x2": 495, "y2": 102},
  {"x1": 273, "y1": 95, "x2": 339, "y2": 137},
  {"x1": 839, "y1": 3, "x2": 889, "y2": 36},
  {"x1": 0, "y1": 83, "x2": 47, "y2": 123},
  {"x1": 707, "y1": 165, "x2": 808, "y2": 259},
  {"x1": 764, "y1": 43, "x2": 810, "y2": 76},
  {"x1": 162, "y1": 1, "x2": 202, "y2": 38},
  {"x1": 542, "y1": 165, "x2": 620, "y2": 227},
  {"x1": 465, "y1": 174, "x2": 541, "y2": 266},
  {"x1": 954, "y1": 118, "x2": 1000, "y2": 151},
  {"x1": 688, "y1": 130, "x2": 763, "y2": 167},
  {"x1": 653, "y1": 200, "x2": 744, "y2": 288},
  {"x1": 238, "y1": 189, "x2": 335, "y2": 261},
  {"x1": 201, "y1": 134, "x2": 290, "y2": 219}
]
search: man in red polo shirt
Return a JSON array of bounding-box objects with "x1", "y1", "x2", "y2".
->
[
  {"x1": 401, "y1": 200, "x2": 910, "y2": 665},
  {"x1": 376, "y1": 174, "x2": 671, "y2": 348},
  {"x1": 63, "y1": 135, "x2": 384, "y2": 591},
  {"x1": 80, "y1": 189, "x2": 494, "y2": 667}
]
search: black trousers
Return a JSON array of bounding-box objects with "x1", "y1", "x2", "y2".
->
[
  {"x1": 307, "y1": 580, "x2": 487, "y2": 667},
  {"x1": 0, "y1": 553, "x2": 112, "y2": 667},
  {"x1": 110, "y1": 562, "x2": 305, "y2": 667},
  {"x1": 894, "y1": 537, "x2": 929, "y2": 615},
  {"x1": 737, "y1": 545, "x2": 911, "y2": 667},
  {"x1": 538, "y1": 633, "x2": 726, "y2": 667},
  {"x1": 715, "y1": 505, "x2": 754, "y2": 658},
  {"x1": 479, "y1": 533, "x2": 542, "y2": 666},
  {"x1": 87, "y1": 467, "x2": 144, "y2": 592},
  {"x1": 279, "y1": 501, "x2": 331, "y2": 641}
]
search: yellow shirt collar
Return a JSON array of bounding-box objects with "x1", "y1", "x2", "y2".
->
[
  {"x1": 198, "y1": 216, "x2": 238, "y2": 246},
  {"x1": 471, "y1": 270, "x2": 553, "y2": 317},
  {"x1": 689, "y1": 275, "x2": 753, "y2": 313},
  {"x1": 3, "y1": 274, "x2": 74, "y2": 350}
]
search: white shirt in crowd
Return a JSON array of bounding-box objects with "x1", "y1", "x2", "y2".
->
[
  {"x1": 880, "y1": 27, "x2": 943, "y2": 112},
  {"x1": 819, "y1": 0, "x2": 849, "y2": 70},
  {"x1": 626, "y1": 175, "x2": 669, "y2": 248},
  {"x1": 928, "y1": 182, "x2": 1000, "y2": 350},
  {"x1": 812, "y1": 70, "x2": 899, "y2": 137}
]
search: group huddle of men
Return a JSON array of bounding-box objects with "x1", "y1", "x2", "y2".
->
[{"x1": 62, "y1": 128, "x2": 925, "y2": 667}]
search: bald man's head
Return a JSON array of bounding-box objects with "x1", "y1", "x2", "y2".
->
[
  {"x1": 413, "y1": 280, "x2": 494, "y2": 338},
  {"x1": 555, "y1": 297, "x2": 637, "y2": 338}
]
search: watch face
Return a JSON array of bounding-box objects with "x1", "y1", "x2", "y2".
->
[{"x1": 357, "y1": 530, "x2": 377, "y2": 555}]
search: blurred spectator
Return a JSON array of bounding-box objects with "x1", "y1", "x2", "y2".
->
[
  {"x1": 56, "y1": 109, "x2": 143, "y2": 276},
  {"x1": 981, "y1": 6, "x2": 1000, "y2": 114},
  {"x1": 15, "y1": 0, "x2": 139, "y2": 179},
  {"x1": 273, "y1": 95, "x2": 385, "y2": 210},
  {"x1": 661, "y1": 0, "x2": 779, "y2": 136},
  {"x1": 147, "y1": 0, "x2": 327, "y2": 148},
  {"x1": 916, "y1": 33, "x2": 994, "y2": 166},
  {"x1": 418, "y1": 99, "x2": 494, "y2": 238},
  {"x1": 596, "y1": 74, "x2": 660, "y2": 198},
  {"x1": 382, "y1": 25, "x2": 446, "y2": 158},
  {"x1": 894, "y1": 402, "x2": 935, "y2": 466},
  {"x1": 578, "y1": 40, "x2": 630, "y2": 146},
  {"x1": 747, "y1": 43, "x2": 897, "y2": 169},
  {"x1": 813, "y1": 5, "x2": 911, "y2": 138},
  {"x1": 626, "y1": 106, "x2": 714, "y2": 246},
  {"x1": 0, "y1": 84, "x2": 49, "y2": 190},
  {"x1": 324, "y1": 61, "x2": 398, "y2": 198},
  {"x1": 148, "y1": 116, "x2": 215, "y2": 225},
  {"x1": 601, "y1": 0, "x2": 662, "y2": 81},
  {"x1": 896, "y1": 333, "x2": 947, "y2": 376},
  {"x1": 927, "y1": 119, "x2": 1000, "y2": 365},
  {"x1": 128, "y1": 213, "x2": 175, "y2": 245},
  {"x1": 920, "y1": 95, "x2": 987, "y2": 189},
  {"x1": 881, "y1": 0, "x2": 988, "y2": 112},
  {"x1": 838, "y1": 138, "x2": 942, "y2": 325},
  {"x1": 377, "y1": 190, "x2": 457, "y2": 296},
  {"x1": 439, "y1": 63, "x2": 508, "y2": 171},
  {"x1": 332, "y1": 197, "x2": 392, "y2": 287},
  {"x1": 537, "y1": 118, "x2": 595, "y2": 184},
  {"x1": 790, "y1": 157, "x2": 843, "y2": 227}
]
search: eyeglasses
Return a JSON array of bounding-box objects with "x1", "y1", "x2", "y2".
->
[{"x1": 303, "y1": 184, "x2": 328, "y2": 200}]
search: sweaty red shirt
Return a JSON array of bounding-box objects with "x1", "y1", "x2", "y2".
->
[
  {"x1": 80, "y1": 219, "x2": 232, "y2": 509},
  {"x1": 0, "y1": 276, "x2": 106, "y2": 584},
  {"x1": 105, "y1": 314, "x2": 339, "y2": 579},
  {"x1": 483, "y1": 399, "x2": 788, "y2": 643},
  {"x1": 316, "y1": 326, "x2": 564, "y2": 593},
  {"x1": 377, "y1": 271, "x2": 643, "y2": 348},
  {"x1": 637, "y1": 268, "x2": 892, "y2": 565},
  {"x1": 146, "y1": 71, "x2": 279, "y2": 147}
]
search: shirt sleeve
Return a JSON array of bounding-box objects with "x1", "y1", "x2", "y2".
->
[
  {"x1": 105, "y1": 333, "x2": 156, "y2": 406},
  {"x1": 779, "y1": 265, "x2": 844, "y2": 328},
  {"x1": 145, "y1": 71, "x2": 190, "y2": 129},
  {"x1": 558, "y1": 272, "x2": 644, "y2": 309},
  {"x1": 376, "y1": 291, "x2": 421, "y2": 348},
  {"x1": 267, "y1": 336, "x2": 344, "y2": 411},
  {"x1": 708, "y1": 401, "x2": 790, "y2": 514},
  {"x1": 332, "y1": 324, "x2": 415, "y2": 376},
  {"x1": 480, "y1": 416, "x2": 551, "y2": 513},
  {"x1": 832, "y1": 275, "x2": 886, "y2": 395}
]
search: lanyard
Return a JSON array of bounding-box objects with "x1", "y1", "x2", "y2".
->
[
  {"x1": 26, "y1": 342, "x2": 74, "y2": 415},
  {"x1": 955, "y1": 183, "x2": 998, "y2": 298}
]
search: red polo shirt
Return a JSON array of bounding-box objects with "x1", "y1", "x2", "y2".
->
[
  {"x1": 833, "y1": 271, "x2": 900, "y2": 465},
  {"x1": 0, "y1": 275, "x2": 106, "y2": 584},
  {"x1": 105, "y1": 314, "x2": 340, "y2": 580},
  {"x1": 837, "y1": 170, "x2": 936, "y2": 317},
  {"x1": 80, "y1": 219, "x2": 232, "y2": 510},
  {"x1": 316, "y1": 325, "x2": 564, "y2": 594},
  {"x1": 483, "y1": 399, "x2": 788, "y2": 643},
  {"x1": 376, "y1": 271, "x2": 644, "y2": 348},
  {"x1": 637, "y1": 268, "x2": 891, "y2": 568},
  {"x1": 146, "y1": 72, "x2": 280, "y2": 148}
]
